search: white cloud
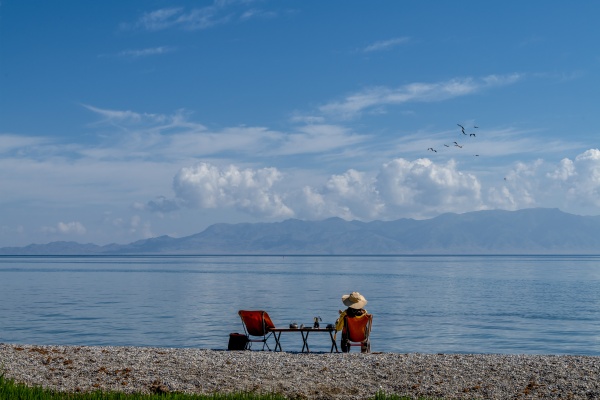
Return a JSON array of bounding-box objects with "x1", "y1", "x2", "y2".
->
[
  {"x1": 549, "y1": 149, "x2": 600, "y2": 208},
  {"x1": 173, "y1": 162, "x2": 294, "y2": 218},
  {"x1": 285, "y1": 158, "x2": 487, "y2": 221},
  {"x1": 82, "y1": 104, "x2": 169, "y2": 126},
  {"x1": 129, "y1": 7, "x2": 185, "y2": 31},
  {"x1": 188, "y1": 158, "x2": 484, "y2": 222},
  {"x1": 319, "y1": 74, "x2": 523, "y2": 119},
  {"x1": 82, "y1": 105, "x2": 373, "y2": 161},
  {"x1": 486, "y1": 149, "x2": 600, "y2": 212},
  {"x1": 486, "y1": 160, "x2": 542, "y2": 210},
  {"x1": 156, "y1": 149, "x2": 600, "y2": 223},
  {"x1": 547, "y1": 158, "x2": 576, "y2": 181},
  {"x1": 126, "y1": 1, "x2": 267, "y2": 32},
  {"x1": 363, "y1": 37, "x2": 410, "y2": 52},
  {"x1": 376, "y1": 158, "x2": 483, "y2": 217},
  {"x1": 0, "y1": 134, "x2": 51, "y2": 154},
  {"x1": 117, "y1": 46, "x2": 174, "y2": 58},
  {"x1": 41, "y1": 221, "x2": 86, "y2": 235},
  {"x1": 291, "y1": 169, "x2": 384, "y2": 220},
  {"x1": 240, "y1": 8, "x2": 277, "y2": 20},
  {"x1": 277, "y1": 124, "x2": 369, "y2": 155}
]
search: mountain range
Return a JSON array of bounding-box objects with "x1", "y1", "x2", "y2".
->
[{"x1": 2, "y1": 208, "x2": 600, "y2": 255}]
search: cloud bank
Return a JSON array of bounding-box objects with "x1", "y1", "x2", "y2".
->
[{"x1": 159, "y1": 148, "x2": 600, "y2": 223}]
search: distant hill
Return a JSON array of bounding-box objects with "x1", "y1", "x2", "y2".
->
[{"x1": 2, "y1": 208, "x2": 600, "y2": 255}]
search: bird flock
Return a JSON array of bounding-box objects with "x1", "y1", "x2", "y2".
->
[{"x1": 427, "y1": 123, "x2": 479, "y2": 156}]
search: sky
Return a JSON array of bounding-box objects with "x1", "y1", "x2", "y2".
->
[{"x1": 1, "y1": 1, "x2": 600, "y2": 247}]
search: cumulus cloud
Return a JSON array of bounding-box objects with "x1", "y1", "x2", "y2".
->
[
  {"x1": 157, "y1": 150, "x2": 600, "y2": 223},
  {"x1": 548, "y1": 149, "x2": 600, "y2": 208},
  {"x1": 376, "y1": 158, "x2": 483, "y2": 216},
  {"x1": 166, "y1": 158, "x2": 489, "y2": 222},
  {"x1": 486, "y1": 149, "x2": 600, "y2": 212},
  {"x1": 319, "y1": 74, "x2": 522, "y2": 119},
  {"x1": 547, "y1": 158, "x2": 576, "y2": 181},
  {"x1": 289, "y1": 158, "x2": 485, "y2": 220},
  {"x1": 173, "y1": 163, "x2": 294, "y2": 218},
  {"x1": 486, "y1": 160, "x2": 542, "y2": 210},
  {"x1": 291, "y1": 169, "x2": 384, "y2": 220}
]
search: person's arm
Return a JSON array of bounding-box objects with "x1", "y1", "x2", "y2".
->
[{"x1": 335, "y1": 310, "x2": 347, "y2": 331}]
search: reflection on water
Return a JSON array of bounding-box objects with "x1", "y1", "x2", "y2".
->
[{"x1": 1, "y1": 255, "x2": 599, "y2": 355}]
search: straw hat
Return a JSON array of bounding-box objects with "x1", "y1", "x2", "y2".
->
[{"x1": 342, "y1": 291, "x2": 367, "y2": 309}]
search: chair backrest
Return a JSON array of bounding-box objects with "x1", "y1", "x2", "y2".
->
[
  {"x1": 345, "y1": 313, "x2": 373, "y2": 343},
  {"x1": 238, "y1": 310, "x2": 275, "y2": 337}
]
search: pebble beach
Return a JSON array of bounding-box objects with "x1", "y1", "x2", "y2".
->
[{"x1": 1, "y1": 343, "x2": 599, "y2": 399}]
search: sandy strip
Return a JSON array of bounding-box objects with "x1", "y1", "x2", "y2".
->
[{"x1": 1, "y1": 343, "x2": 599, "y2": 399}]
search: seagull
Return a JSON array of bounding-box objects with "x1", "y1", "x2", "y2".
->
[
  {"x1": 444, "y1": 144, "x2": 450, "y2": 147},
  {"x1": 474, "y1": 126, "x2": 479, "y2": 128},
  {"x1": 427, "y1": 147, "x2": 437, "y2": 152},
  {"x1": 470, "y1": 133, "x2": 476, "y2": 137},
  {"x1": 454, "y1": 142, "x2": 462, "y2": 148},
  {"x1": 457, "y1": 123, "x2": 466, "y2": 135}
]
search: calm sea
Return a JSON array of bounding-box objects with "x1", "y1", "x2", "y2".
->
[{"x1": 1, "y1": 255, "x2": 599, "y2": 355}]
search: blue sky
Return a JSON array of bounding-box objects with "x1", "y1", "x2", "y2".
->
[{"x1": 1, "y1": 1, "x2": 599, "y2": 247}]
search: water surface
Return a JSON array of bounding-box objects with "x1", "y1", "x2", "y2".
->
[{"x1": 1, "y1": 255, "x2": 599, "y2": 355}]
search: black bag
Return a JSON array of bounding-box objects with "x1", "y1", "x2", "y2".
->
[{"x1": 228, "y1": 333, "x2": 249, "y2": 350}]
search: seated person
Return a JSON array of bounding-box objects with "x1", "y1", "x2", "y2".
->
[{"x1": 335, "y1": 291, "x2": 368, "y2": 352}]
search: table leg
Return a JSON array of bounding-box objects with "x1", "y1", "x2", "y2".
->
[
  {"x1": 329, "y1": 331, "x2": 339, "y2": 353},
  {"x1": 300, "y1": 331, "x2": 310, "y2": 353}
]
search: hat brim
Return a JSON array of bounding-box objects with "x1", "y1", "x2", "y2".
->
[{"x1": 342, "y1": 294, "x2": 367, "y2": 309}]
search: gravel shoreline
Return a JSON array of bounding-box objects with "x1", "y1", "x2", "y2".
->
[{"x1": 1, "y1": 343, "x2": 599, "y2": 399}]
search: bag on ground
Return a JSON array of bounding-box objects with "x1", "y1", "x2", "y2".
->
[{"x1": 228, "y1": 333, "x2": 249, "y2": 350}]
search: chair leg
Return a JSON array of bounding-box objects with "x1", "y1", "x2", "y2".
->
[
  {"x1": 361, "y1": 341, "x2": 370, "y2": 353},
  {"x1": 341, "y1": 338, "x2": 350, "y2": 353},
  {"x1": 261, "y1": 334, "x2": 272, "y2": 351}
]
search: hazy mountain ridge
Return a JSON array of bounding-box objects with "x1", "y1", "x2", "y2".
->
[{"x1": 2, "y1": 208, "x2": 600, "y2": 255}]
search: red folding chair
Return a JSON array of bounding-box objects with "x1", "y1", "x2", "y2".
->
[
  {"x1": 342, "y1": 313, "x2": 373, "y2": 353},
  {"x1": 238, "y1": 310, "x2": 276, "y2": 350}
]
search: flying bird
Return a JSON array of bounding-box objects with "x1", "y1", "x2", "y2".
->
[
  {"x1": 453, "y1": 141, "x2": 462, "y2": 148},
  {"x1": 470, "y1": 133, "x2": 476, "y2": 137},
  {"x1": 457, "y1": 123, "x2": 466, "y2": 135},
  {"x1": 474, "y1": 126, "x2": 479, "y2": 128},
  {"x1": 444, "y1": 144, "x2": 450, "y2": 147},
  {"x1": 427, "y1": 147, "x2": 437, "y2": 152}
]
